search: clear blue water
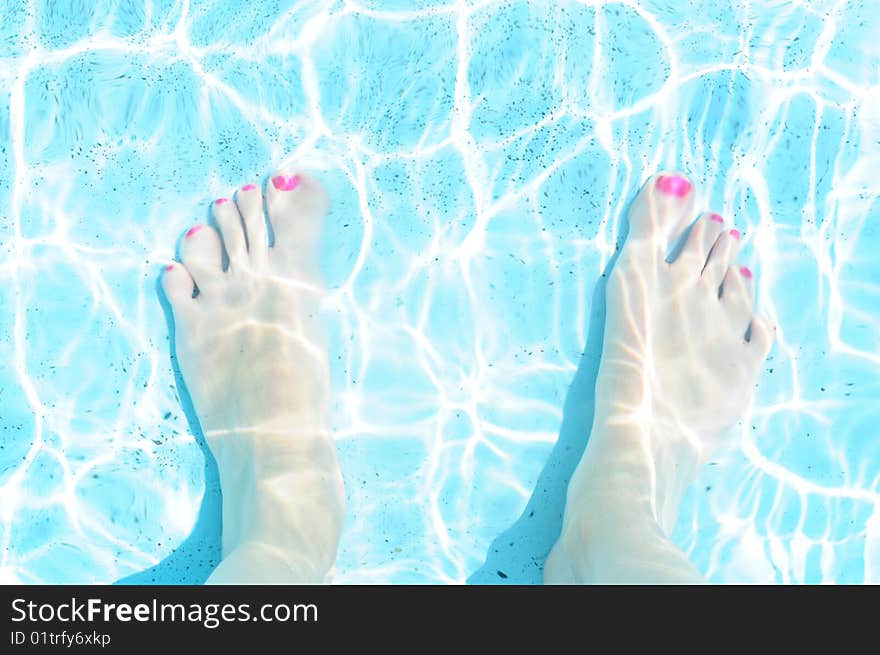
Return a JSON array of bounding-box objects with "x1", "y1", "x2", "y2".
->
[{"x1": 1, "y1": 0, "x2": 879, "y2": 584}]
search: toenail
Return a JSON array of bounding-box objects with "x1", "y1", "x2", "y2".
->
[
  {"x1": 185, "y1": 225, "x2": 203, "y2": 238},
  {"x1": 739, "y1": 266, "x2": 752, "y2": 279},
  {"x1": 656, "y1": 174, "x2": 692, "y2": 198},
  {"x1": 729, "y1": 228, "x2": 740, "y2": 239},
  {"x1": 710, "y1": 213, "x2": 724, "y2": 224},
  {"x1": 214, "y1": 198, "x2": 228, "y2": 206},
  {"x1": 271, "y1": 174, "x2": 300, "y2": 191},
  {"x1": 164, "y1": 264, "x2": 175, "y2": 272},
  {"x1": 241, "y1": 184, "x2": 257, "y2": 191}
]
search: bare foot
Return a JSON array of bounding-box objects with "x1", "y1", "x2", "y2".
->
[
  {"x1": 545, "y1": 172, "x2": 774, "y2": 583},
  {"x1": 162, "y1": 172, "x2": 344, "y2": 584}
]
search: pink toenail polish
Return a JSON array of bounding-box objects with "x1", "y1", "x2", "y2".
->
[
  {"x1": 710, "y1": 213, "x2": 724, "y2": 224},
  {"x1": 164, "y1": 264, "x2": 174, "y2": 272},
  {"x1": 241, "y1": 184, "x2": 257, "y2": 191},
  {"x1": 729, "y1": 228, "x2": 740, "y2": 239},
  {"x1": 185, "y1": 225, "x2": 202, "y2": 238},
  {"x1": 271, "y1": 174, "x2": 300, "y2": 191},
  {"x1": 214, "y1": 198, "x2": 228, "y2": 205},
  {"x1": 739, "y1": 266, "x2": 752, "y2": 279},
  {"x1": 656, "y1": 174, "x2": 692, "y2": 198}
]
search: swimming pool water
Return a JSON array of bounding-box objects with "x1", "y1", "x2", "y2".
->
[{"x1": 1, "y1": 0, "x2": 878, "y2": 584}]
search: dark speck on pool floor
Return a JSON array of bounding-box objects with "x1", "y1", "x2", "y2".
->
[{"x1": 497, "y1": 570, "x2": 508, "y2": 579}]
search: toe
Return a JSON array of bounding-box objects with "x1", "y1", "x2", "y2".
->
[
  {"x1": 748, "y1": 315, "x2": 776, "y2": 359},
  {"x1": 179, "y1": 224, "x2": 223, "y2": 294},
  {"x1": 675, "y1": 212, "x2": 726, "y2": 271},
  {"x1": 265, "y1": 170, "x2": 328, "y2": 269},
  {"x1": 626, "y1": 171, "x2": 696, "y2": 254},
  {"x1": 702, "y1": 227, "x2": 742, "y2": 288},
  {"x1": 720, "y1": 265, "x2": 754, "y2": 333},
  {"x1": 161, "y1": 263, "x2": 195, "y2": 314},
  {"x1": 212, "y1": 197, "x2": 247, "y2": 271},
  {"x1": 236, "y1": 183, "x2": 268, "y2": 268}
]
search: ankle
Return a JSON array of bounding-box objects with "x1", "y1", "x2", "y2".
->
[{"x1": 568, "y1": 420, "x2": 693, "y2": 533}]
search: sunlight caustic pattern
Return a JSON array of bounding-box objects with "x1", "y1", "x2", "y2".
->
[{"x1": 0, "y1": 0, "x2": 878, "y2": 583}]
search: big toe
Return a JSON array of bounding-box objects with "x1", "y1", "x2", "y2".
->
[
  {"x1": 266, "y1": 170, "x2": 328, "y2": 273},
  {"x1": 626, "y1": 171, "x2": 695, "y2": 255}
]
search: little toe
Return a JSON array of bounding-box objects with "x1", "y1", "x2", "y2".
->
[
  {"x1": 161, "y1": 263, "x2": 195, "y2": 314},
  {"x1": 265, "y1": 171, "x2": 328, "y2": 271},
  {"x1": 748, "y1": 315, "x2": 775, "y2": 360},
  {"x1": 236, "y1": 183, "x2": 268, "y2": 268},
  {"x1": 702, "y1": 228, "x2": 742, "y2": 288},
  {"x1": 212, "y1": 197, "x2": 247, "y2": 271},
  {"x1": 179, "y1": 224, "x2": 223, "y2": 294},
  {"x1": 720, "y1": 265, "x2": 754, "y2": 332},
  {"x1": 675, "y1": 212, "x2": 726, "y2": 271},
  {"x1": 626, "y1": 171, "x2": 696, "y2": 254}
]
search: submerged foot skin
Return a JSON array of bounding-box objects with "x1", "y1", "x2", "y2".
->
[
  {"x1": 162, "y1": 172, "x2": 344, "y2": 584},
  {"x1": 545, "y1": 172, "x2": 774, "y2": 584}
]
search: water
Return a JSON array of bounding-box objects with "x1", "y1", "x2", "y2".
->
[{"x1": 1, "y1": 0, "x2": 878, "y2": 584}]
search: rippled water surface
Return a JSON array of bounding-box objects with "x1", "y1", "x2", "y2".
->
[{"x1": 1, "y1": 0, "x2": 879, "y2": 584}]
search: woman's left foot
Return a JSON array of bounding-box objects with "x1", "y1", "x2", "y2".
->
[{"x1": 162, "y1": 171, "x2": 344, "y2": 583}]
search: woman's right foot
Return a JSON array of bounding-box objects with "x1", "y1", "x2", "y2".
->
[{"x1": 546, "y1": 172, "x2": 774, "y2": 583}]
